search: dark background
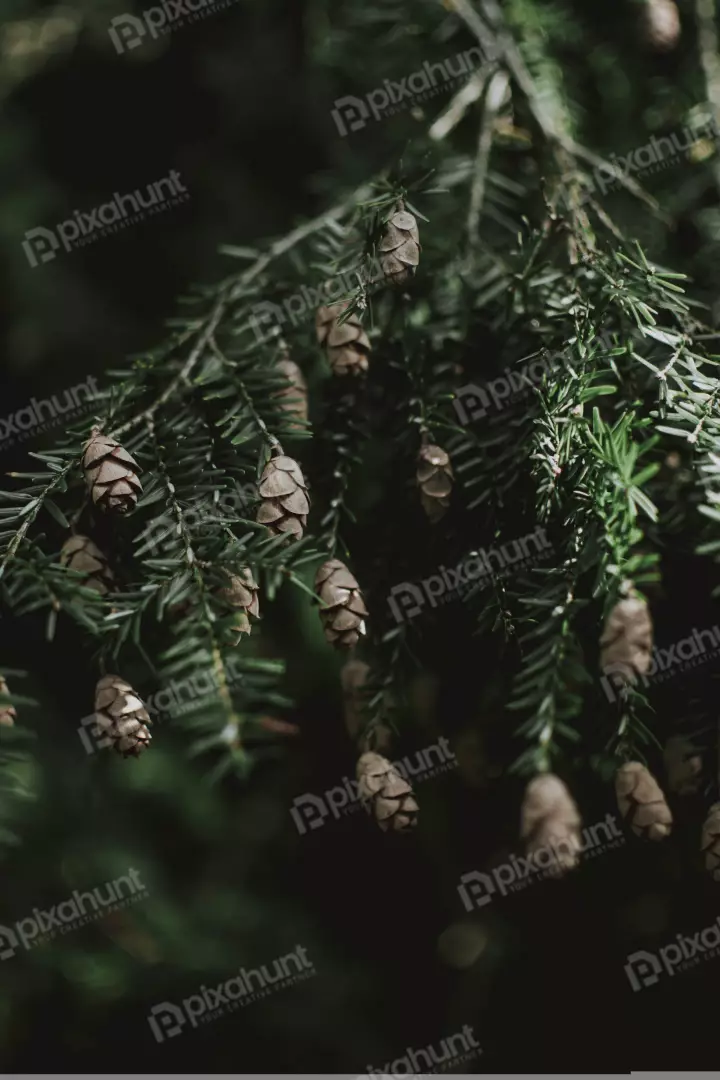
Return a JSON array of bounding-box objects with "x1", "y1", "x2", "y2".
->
[{"x1": 2, "y1": 0, "x2": 720, "y2": 1072}]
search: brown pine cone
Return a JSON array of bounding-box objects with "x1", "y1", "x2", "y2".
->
[
  {"x1": 315, "y1": 303, "x2": 371, "y2": 376},
  {"x1": 379, "y1": 205, "x2": 421, "y2": 285},
  {"x1": 256, "y1": 454, "x2": 309, "y2": 540},
  {"x1": 316, "y1": 559, "x2": 368, "y2": 649},
  {"x1": 520, "y1": 773, "x2": 582, "y2": 875},
  {"x1": 599, "y1": 593, "x2": 653, "y2": 686},
  {"x1": 701, "y1": 803, "x2": 720, "y2": 881},
  {"x1": 641, "y1": 0, "x2": 680, "y2": 51},
  {"x1": 93, "y1": 675, "x2": 152, "y2": 758},
  {"x1": 82, "y1": 428, "x2": 142, "y2": 515},
  {"x1": 276, "y1": 355, "x2": 308, "y2": 426},
  {"x1": 615, "y1": 762, "x2": 672, "y2": 840},
  {"x1": 357, "y1": 752, "x2": 418, "y2": 832},
  {"x1": 0, "y1": 676, "x2": 17, "y2": 728},
  {"x1": 417, "y1": 443, "x2": 453, "y2": 523},
  {"x1": 60, "y1": 535, "x2": 114, "y2": 595},
  {"x1": 219, "y1": 568, "x2": 260, "y2": 640},
  {"x1": 663, "y1": 735, "x2": 702, "y2": 796}
]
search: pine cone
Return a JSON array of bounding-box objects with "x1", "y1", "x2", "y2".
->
[
  {"x1": 93, "y1": 675, "x2": 152, "y2": 758},
  {"x1": 219, "y1": 568, "x2": 260, "y2": 640},
  {"x1": 379, "y1": 205, "x2": 421, "y2": 285},
  {"x1": 256, "y1": 454, "x2": 310, "y2": 540},
  {"x1": 701, "y1": 803, "x2": 720, "y2": 881},
  {"x1": 663, "y1": 735, "x2": 702, "y2": 796},
  {"x1": 615, "y1": 762, "x2": 672, "y2": 840},
  {"x1": 417, "y1": 443, "x2": 453, "y2": 523},
  {"x1": 82, "y1": 428, "x2": 142, "y2": 515},
  {"x1": 60, "y1": 535, "x2": 114, "y2": 595},
  {"x1": 599, "y1": 593, "x2": 653, "y2": 686},
  {"x1": 276, "y1": 355, "x2": 308, "y2": 426},
  {"x1": 641, "y1": 0, "x2": 680, "y2": 51},
  {"x1": 0, "y1": 675, "x2": 17, "y2": 728},
  {"x1": 520, "y1": 773, "x2": 582, "y2": 875},
  {"x1": 315, "y1": 303, "x2": 371, "y2": 376},
  {"x1": 357, "y1": 751, "x2": 418, "y2": 832},
  {"x1": 316, "y1": 559, "x2": 368, "y2": 649}
]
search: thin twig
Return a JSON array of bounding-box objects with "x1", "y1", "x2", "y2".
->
[{"x1": 466, "y1": 69, "x2": 510, "y2": 249}]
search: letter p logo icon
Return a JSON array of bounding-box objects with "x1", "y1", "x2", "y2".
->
[
  {"x1": 22, "y1": 227, "x2": 60, "y2": 269},
  {"x1": 388, "y1": 582, "x2": 426, "y2": 624},
  {"x1": 453, "y1": 384, "x2": 491, "y2": 424},
  {"x1": 147, "y1": 1001, "x2": 187, "y2": 1042},
  {"x1": 109, "y1": 13, "x2": 147, "y2": 53},
  {"x1": 0, "y1": 925, "x2": 18, "y2": 961},
  {"x1": 624, "y1": 949, "x2": 663, "y2": 992},
  {"x1": 331, "y1": 96, "x2": 371, "y2": 137},
  {"x1": 290, "y1": 794, "x2": 329, "y2": 835},
  {"x1": 457, "y1": 871, "x2": 496, "y2": 911}
]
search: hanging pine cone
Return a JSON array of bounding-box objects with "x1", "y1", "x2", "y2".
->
[
  {"x1": 663, "y1": 735, "x2": 702, "y2": 796},
  {"x1": 379, "y1": 203, "x2": 421, "y2": 285},
  {"x1": 701, "y1": 803, "x2": 720, "y2": 881},
  {"x1": 0, "y1": 675, "x2": 17, "y2": 728},
  {"x1": 615, "y1": 762, "x2": 672, "y2": 840},
  {"x1": 641, "y1": 0, "x2": 680, "y2": 51},
  {"x1": 93, "y1": 675, "x2": 152, "y2": 758},
  {"x1": 256, "y1": 454, "x2": 309, "y2": 540},
  {"x1": 219, "y1": 568, "x2": 260, "y2": 640},
  {"x1": 60, "y1": 535, "x2": 114, "y2": 595},
  {"x1": 417, "y1": 443, "x2": 453, "y2": 523},
  {"x1": 315, "y1": 303, "x2": 371, "y2": 376},
  {"x1": 82, "y1": 427, "x2": 142, "y2": 515},
  {"x1": 520, "y1": 773, "x2": 582, "y2": 875},
  {"x1": 599, "y1": 592, "x2": 653, "y2": 686},
  {"x1": 357, "y1": 751, "x2": 418, "y2": 832},
  {"x1": 316, "y1": 559, "x2": 368, "y2": 648},
  {"x1": 276, "y1": 355, "x2": 308, "y2": 426}
]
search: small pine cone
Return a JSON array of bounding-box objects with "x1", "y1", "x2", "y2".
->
[
  {"x1": 0, "y1": 675, "x2": 17, "y2": 728},
  {"x1": 599, "y1": 593, "x2": 653, "y2": 686},
  {"x1": 93, "y1": 674, "x2": 152, "y2": 758},
  {"x1": 642, "y1": 0, "x2": 680, "y2": 51},
  {"x1": 82, "y1": 428, "x2": 142, "y2": 515},
  {"x1": 664, "y1": 735, "x2": 702, "y2": 796},
  {"x1": 316, "y1": 559, "x2": 368, "y2": 649},
  {"x1": 315, "y1": 303, "x2": 371, "y2": 376},
  {"x1": 379, "y1": 206, "x2": 421, "y2": 285},
  {"x1": 520, "y1": 773, "x2": 582, "y2": 875},
  {"x1": 60, "y1": 535, "x2": 114, "y2": 595},
  {"x1": 276, "y1": 355, "x2": 308, "y2": 426},
  {"x1": 219, "y1": 568, "x2": 260, "y2": 640},
  {"x1": 417, "y1": 444, "x2": 453, "y2": 523},
  {"x1": 701, "y1": 803, "x2": 720, "y2": 881},
  {"x1": 256, "y1": 455, "x2": 310, "y2": 540},
  {"x1": 357, "y1": 752, "x2": 418, "y2": 832},
  {"x1": 615, "y1": 762, "x2": 672, "y2": 840}
]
